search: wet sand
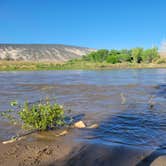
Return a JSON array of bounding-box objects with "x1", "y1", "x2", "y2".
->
[
  {"x1": 1, "y1": 129, "x2": 166, "y2": 166},
  {"x1": 0, "y1": 129, "x2": 81, "y2": 166}
]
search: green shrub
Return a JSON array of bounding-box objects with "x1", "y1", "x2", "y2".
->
[
  {"x1": 156, "y1": 58, "x2": 166, "y2": 64},
  {"x1": 1, "y1": 99, "x2": 65, "y2": 131},
  {"x1": 106, "y1": 55, "x2": 119, "y2": 64},
  {"x1": 83, "y1": 49, "x2": 109, "y2": 62},
  {"x1": 141, "y1": 47, "x2": 159, "y2": 63},
  {"x1": 131, "y1": 47, "x2": 143, "y2": 63},
  {"x1": 79, "y1": 47, "x2": 159, "y2": 65},
  {"x1": 117, "y1": 54, "x2": 132, "y2": 62}
]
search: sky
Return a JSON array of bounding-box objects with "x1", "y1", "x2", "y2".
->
[{"x1": 0, "y1": 0, "x2": 166, "y2": 49}]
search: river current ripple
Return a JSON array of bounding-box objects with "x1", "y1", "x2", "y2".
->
[{"x1": 0, "y1": 69, "x2": 166, "y2": 151}]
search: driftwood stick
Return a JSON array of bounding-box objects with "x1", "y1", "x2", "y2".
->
[{"x1": 2, "y1": 129, "x2": 38, "y2": 144}]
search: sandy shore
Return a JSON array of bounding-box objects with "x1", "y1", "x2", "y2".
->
[
  {"x1": 0, "y1": 128, "x2": 166, "y2": 166},
  {"x1": 0, "y1": 128, "x2": 82, "y2": 166}
]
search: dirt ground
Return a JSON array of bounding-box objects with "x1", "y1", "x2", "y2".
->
[{"x1": 0, "y1": 128, "x2": 166, "y2": 166}]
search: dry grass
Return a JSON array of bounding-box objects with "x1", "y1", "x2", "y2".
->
[{"x1": 0, "y1": 60, "x2": 166, "y2": 71}]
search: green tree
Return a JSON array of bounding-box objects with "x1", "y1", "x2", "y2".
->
[
  {"x1": 106, "y1": 55, "x2": 119, "y2": 64},
  {"x1": 120, "y1": 49, "x2": 131, "y2": 56},
  {"x1": 118, "y1": 54, "x2": 132, "y2": 63},
  {"x1": 131, "y1": 48, "x2": 143, "y2": 63},
  {"x1": 95, "y1": 49, "x2": 109, "y2": 62},
  {"x1": 82, "y1": 47, "x2": 159, "y2": 64},
  {"x1": 142, "y1": 47, "x2": 159, "y2": 63},
  {"x1": 83, "y1": 49, "x2": 109, "y2": 62},
  {"x1": 109, "y1": 49, "x2": 120, "y2": 56}
]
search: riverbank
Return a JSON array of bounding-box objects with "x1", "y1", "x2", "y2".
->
[
  {"x1": 0, "y1": 128, "x2": 81, "y2": 166},
  {"x1": 0, "y1": 60, "x2": 166, "y2": 71},
  {"x1": 0, "y1": 130, "x2": 166, "y2": 166}
]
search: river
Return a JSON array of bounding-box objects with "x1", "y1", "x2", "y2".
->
[{"x1": 0, "y1": 69, "x2": 166, "y2": 151}]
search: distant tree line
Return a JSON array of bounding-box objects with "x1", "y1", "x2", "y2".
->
[{"x1": 82, "y1": 47, "x2": 159, "y2": 64}]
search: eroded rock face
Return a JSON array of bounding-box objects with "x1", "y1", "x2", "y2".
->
[{"x1": 0, "y1": 44, "x2": 95, "y2": 61}]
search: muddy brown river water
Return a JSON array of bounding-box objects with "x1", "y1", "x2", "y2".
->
[{"x1": 0, "y1": 69, "x2": 166, "y2": 152}]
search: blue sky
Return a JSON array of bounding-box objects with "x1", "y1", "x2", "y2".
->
[{"x1": 0, "y1": 0, "x2": 166, "y2": 49}]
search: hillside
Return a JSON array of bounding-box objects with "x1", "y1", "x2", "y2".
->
[{"x1": 0, "y1": 44, "x2": 94, "y2": 61}]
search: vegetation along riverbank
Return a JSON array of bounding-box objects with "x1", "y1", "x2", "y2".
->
[{"x1": 0, "y1": 47, "x2": 166, "y2": 71}]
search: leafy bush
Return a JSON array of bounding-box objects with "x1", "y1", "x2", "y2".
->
[
  {"x1": 83, "y1": 49, "x2": 109, "y2": 62},
  {"x1": 131, "y1": 47, "x2": 143, "y2": 63},
  {"x1": 117, "y1": 54, "x2": 132, "y2": 63},
  {"x1": 80, "y1": 47, "x2": 160, "y2": 64},
  {"x1": 1, "y1": 99, "x2": 65, "y2": 131},
  {"x1": 106, "y1": 55, "x2": 119, "y2": 64},
  {"x1": 141, "y1": 47, "x2": 159, "y2": 63}
]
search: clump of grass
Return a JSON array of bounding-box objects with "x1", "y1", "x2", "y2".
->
[
  {"x1": 156, "y1": 58, "x2": 166, "y2": 64},
  {"x1": 1, "y1": 98, "x2": 65, "y2": 131}
]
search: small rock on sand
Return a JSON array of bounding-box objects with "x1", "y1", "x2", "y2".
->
[{"x1": 74, "y1": 121, "x2": 86, "y2": 128}]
